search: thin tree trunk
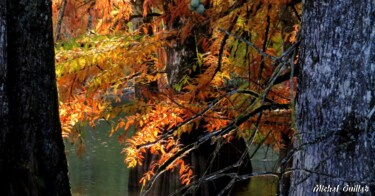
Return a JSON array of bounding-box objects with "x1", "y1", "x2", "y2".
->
[
  {"x1": 277, "y1": 4, "x2": 299, "y2": 195},
  {"x1": 0, "y1": 0, "x2": 9, "y2": 182},
  {"x1": 291, "y1": 0, "x2": 375, "y2": 195},
  {"x1": 55, "y1": 0, "x2": 68, "y2": 41},
  {"x1": 0, "y1": 0, "x2": 71, "y2": 195}
]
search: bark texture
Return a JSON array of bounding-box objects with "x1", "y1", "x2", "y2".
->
[
  {"x1": 0, "y1": 0, "x2": 71, "y2": 195},
  {"x1": 291, "y1": 0, "x2": 375, "y2": 195},
  {"x1": 0, "y1": 0, "x2": 8, "y2": 183}
]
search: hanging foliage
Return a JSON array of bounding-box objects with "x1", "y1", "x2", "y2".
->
[{"x1": 53, "y1": 0, "x2": 301, "y2": 190}]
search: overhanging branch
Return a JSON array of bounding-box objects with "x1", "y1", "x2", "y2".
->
[{"x1": 141, "y1": 103, "x2": 289, "y2": 195}]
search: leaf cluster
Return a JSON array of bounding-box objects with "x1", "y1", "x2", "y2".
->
[{"x1": 53, "y1": 0, "x2": 302, "y2": 190}]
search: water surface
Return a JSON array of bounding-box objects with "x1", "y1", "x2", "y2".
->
[
  {"x1": 65, "y1": 122, "x2": 278, "y2": 195},
  {"x1": 65, "y1": 122, "x2": 129, "y2": 196}
]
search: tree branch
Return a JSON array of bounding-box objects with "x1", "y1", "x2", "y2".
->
[
  {"x1": 218, "y1": 28, "x2": 277, "y2": 61},
  {"x1": 218, "y1": 28, "x2": 300, "y2": 64},
  {"x1": 141, "y1": 103, "x2": 289, "y2": 195},
  {"x1": 210, "y1": 15, "x2": 239, "y2": 82},
  {"x1": 135, "y1": 90, "x2": 238, "y2": 149},
  {"x1": 129, "y1": 13, "x2": 162, "y2": 21}
]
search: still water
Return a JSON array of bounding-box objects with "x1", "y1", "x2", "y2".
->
[
  {"x1": 65, "y1": 122, "x2": 278, "y2": 196},
  {"x1": 65, "y1": 122, "x2": 130, "y2": 196}
]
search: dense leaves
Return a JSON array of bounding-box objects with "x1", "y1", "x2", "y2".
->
[{"x1": 54, "y1": 0, "x2": 301, "y2": 190}]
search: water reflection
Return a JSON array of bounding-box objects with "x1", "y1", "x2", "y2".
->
[
  {"x1": 65, "y1": 122, "x2": 279, "y2": 195},
  {"x1": 237, "y1": 146, "x2": 279, "y2": 195},
  {"x1": 65, "y1": 122, "x2": 129, "y2": 196}
]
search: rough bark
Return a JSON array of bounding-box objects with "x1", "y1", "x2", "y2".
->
[
  {"x1": 165, "y1": 34, "x2": 197, "y2": 85},
  {"x1": 0, "y1": 0, "x2": 8, "y2": 182},
  {"x1": 0, "y1": 0, "x2": 71, "y2": 195},
  {"x1": 291, "y1": 0, "x2": 375, "y2": 195}
]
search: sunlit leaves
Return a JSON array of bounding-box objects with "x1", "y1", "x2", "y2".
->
[
  {"x1": 53, "y1": 0, "x2": 301, "y2": 190},
  {"x1": 55, "y1": 33, "x2": 169, "y2": 138}
]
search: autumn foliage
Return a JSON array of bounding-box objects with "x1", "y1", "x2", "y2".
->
[{"x1": 53, "y1": 0, "x2": 301, "y2": 191}]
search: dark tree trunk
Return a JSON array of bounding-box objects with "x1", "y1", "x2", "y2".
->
[
  {"x1": 0, "y1": 0, "x2": 71, "y2": 195},
  {"x1": 164, "y1": 16, "x2": 252, "y2": 195},
  {"x1": 129, "y1": 130, "x2": 252, "y2": 196},
  {"x1": 54, "y1": 0, "x2": 67, "y2": 41},
  {"x1": 277, "y1": 4, "x2": 298, "y2": 195},
  {"x1": 291, "y1": 0, "x2": 375, "y2": 195},
  {"x1": 0, "y1": 0, "x2": 9, "y2": 186},
  {"x1": 129, "y1": 12, "x2": 252, "y2": 195},
  {"x1": 179, "y1": 130, "x2": 252, "y2": 196}
]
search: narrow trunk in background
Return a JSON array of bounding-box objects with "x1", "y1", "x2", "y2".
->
[
  {"x1": 0, "y1": 0, "x2": 71, "y2": 195},
  {"x1": 54, "y1": 0, "x2": 67, "y2": 41},
  {"x1": 0, "y1": 0, "x2": 8, "y2": 181},
  {"x1": 277, "y1": 3, "x2": 300, "y2": 195},
  {"x1": 291, "y1": 0, "x2": 375, "y2": 195}
]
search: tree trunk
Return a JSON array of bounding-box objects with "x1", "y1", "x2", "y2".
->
[
  {"x1": 0, "y1": 0, "x2": 9, "y2": 184},
  {"x1": 55, "y1": 0, "x2": 67, "y2": 41},
  {"x1": 0, "y1": 0, "x2": 71, "y2": 195},
  {"x1": 128, "y1": 4, "x2": 252, "y2": 193},
  {"x1": 277, "y1": 4, "x2": 299, "y2": 195},
  {"x1": 291, "y1": 0, "x2": 375, "y2": 195}
]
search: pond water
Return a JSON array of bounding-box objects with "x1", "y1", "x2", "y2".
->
[
  {"x1": 65, "y1": 122, "x2": 278, "y2": 195},
  {"x1": 65, "y1": 122, "x2": 130, "y2": 196}
]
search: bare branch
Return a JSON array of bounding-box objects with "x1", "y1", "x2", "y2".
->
[
  {"x1": 218, "y1": 28, "x2": 300, "y2": 65},
  {"x1": 172, "y1": 171, "x2": 278, "y2": 196},
  {"x1": 141, "y1": 103, "x2": 289, "y2": 195},
  {"x1": 218, "y1": 28, "x2": 277, "y2": 61}
]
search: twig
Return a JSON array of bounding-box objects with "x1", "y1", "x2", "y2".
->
[
  {"x1": 172, "y1": 171, "x2": 278, "y2": 196},
  {"x1": 210, "y1": 15, "x2": 239, "y2": 82},
  {"x1": 218, "y1": 28, "x2": 300, "y2": 64},
  {"x1": 141, "y1": 103, "x2": 289, "y2": 195},
  {"x1": 218, "y1": 28, "x2": 277, "y2": 61},
  {"x1": 136, "y1": 90, "x2": 238, "y2": 149}
]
